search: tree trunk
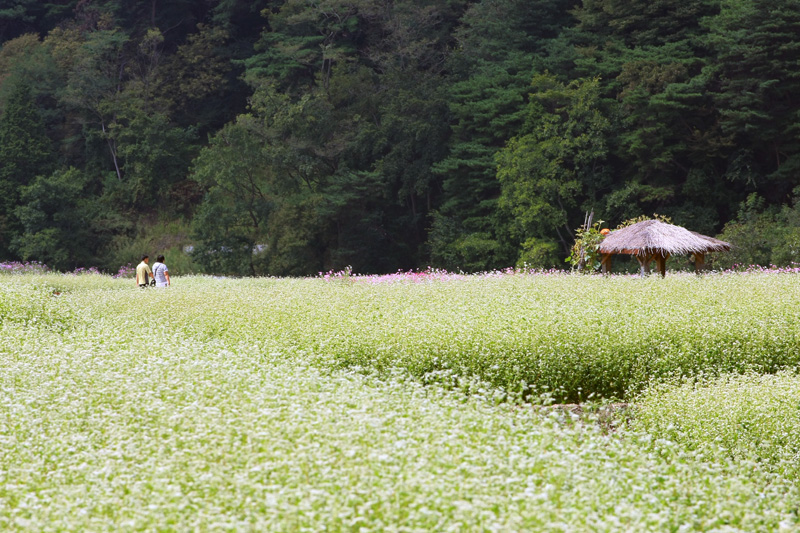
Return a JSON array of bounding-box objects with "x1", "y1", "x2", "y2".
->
[{"x1": 101, "y1": 120, "x2": 123, "y2": 182}]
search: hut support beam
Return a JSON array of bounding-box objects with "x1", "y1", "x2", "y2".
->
[
  {"x1": 636, "y1": 254, "x2": 652, "y2": 277},
  {"x1": 654, "y1": 253, "x2": 670, "y2": 278},
  {"x1": 601, "y1": 254, "x2": 612, "y2": 274},
  {"x1": 694, "y1": 253, "x2": 705, "y2": 274}
]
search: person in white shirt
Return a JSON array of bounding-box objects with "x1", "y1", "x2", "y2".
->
[{"x1": 151, "y1": 255, "x2": 170, "y2": 288}]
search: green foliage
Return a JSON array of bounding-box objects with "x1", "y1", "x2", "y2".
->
[
  {"x1": 570, "y1": 0, "x2": 733, "y2": 229},
  {"x1": 3, "y1": 0, "x2": 800, "y2": 274},
  {"x1": 0, "y1": 33, "x2": 61, "y2": 105},
  {"x1": 704, "y1": 0, "x2": 800, "y2": 193},
  {"x1": 224, "y1": 3, "x2": 459, "y2": 274},
  {"x1": 516, "y1": 237, "x2": 560, "y2": 269},
  {"x1": 111, "y1": 109, "x2": 198, "y2": 209},
  {"x1": 0, "y1": 81, "x2": 55, "y2": 257},
  {"x1": 429, "y1": 62, "x2": 525, "y2": 271},
  {"x1": 243, "y1": 0, "x2": 365, "y2": 89},
  {"x1": 0, "y1": 0, "x2": 39, "y2": 42},
  {"x1": 428, "y1": 212, "x2": 513, "y2": 272},
  {"x1": 566, "y1": 220, "x2": 606, "y2": 270},
  {"x1": 497, "y1": 74, "x2": 610, "y2": 266},
  {"x1": 0, "y1": 82, "x2": 54, "y2": 187},
  {"x1": 12, "y1": 167, "x2": 99, "y2": 271},
  {"x1": 429, "y1": 0, "x2": 573, "y2": 271},
  {"x1": 615, "y1": 213, "x2": 673, "y2": 230},
  {"x1": 159, "y1": 24, "x2": 231, "y2": 129},
  {"x1": 190, "y1": 120, "x2": 275, "y2": 276},
  {"x1": 713, "y1": 192, "x2": 800, "y2": 268},
  {"x1": 103, "y1": 218, "x2": 199, "y2": 275}
]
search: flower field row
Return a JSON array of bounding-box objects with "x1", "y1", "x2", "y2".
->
[
  {"x1": 4, "y1": 270, "x2": 800, "y2": 402},
  {"x1": 2, "y1": 272, "x2": 800, "y2": 530},
  {"x1": 635, "y1": 371, "x2": 800, "y2": 480},
  {"x1": 164, "y1": 272, "x2": 800, "y2": 402}
]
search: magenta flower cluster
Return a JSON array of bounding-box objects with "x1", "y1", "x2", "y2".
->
[
  {"x1": 113, "y1": 263, "x2": 136, "y2": 279},
  {"x1": 0, "y1": 261, "x2": 50, "y2": 274},
  {"x1": 719, "y1": 263, "x2": 800, "y2": 275},
  {"x1": 68, "y1": 266, "x2": 102, "y2": 276}
]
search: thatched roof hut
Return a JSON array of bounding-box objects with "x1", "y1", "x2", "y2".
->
[{"x1": 598, "y1": 220, "x2": 731, "y2": 276}]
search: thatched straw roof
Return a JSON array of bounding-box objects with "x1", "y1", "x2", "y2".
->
[{"x1": 598, "y1": 220, "x2": 731, "y2": 257}]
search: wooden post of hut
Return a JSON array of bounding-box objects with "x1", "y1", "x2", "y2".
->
[
  {"x1": 600, "y1": 254, "x2": 612, "y2": 274},
  {"x1": 635, "y1": 253, "x2": 652, "y2": 277},
  {"x1": 654, "y1": 252, "x2": 670, "y2": 278},
  {"x1": 694, "y1": 253, "x2": 705, "y2": 274}
]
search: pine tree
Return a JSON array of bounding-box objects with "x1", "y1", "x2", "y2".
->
[
  {"x1": 704, "y1": 0, "x2": 800, "y2": 198},
  {"x1": 429, "y1": 0, "x2": 574, "y2": 271},
  {"x1": 0, "y1": 82, "x2": 55, "y2": 258}
]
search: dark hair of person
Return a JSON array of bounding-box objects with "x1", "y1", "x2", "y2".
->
[
  {"x1": 157, "y1": 255, "x2": 165, "y2": 263},
  {"x1": 141, "y1": 255, "x2": 149, "y2": 261}
]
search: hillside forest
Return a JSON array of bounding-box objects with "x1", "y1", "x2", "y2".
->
[{"x1": 2, "y1": 0, "x2": 800, "y2": 275}]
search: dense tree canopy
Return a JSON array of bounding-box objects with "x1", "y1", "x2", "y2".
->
[
  {"x1": 0, "y1": 82, "x2": 55, "y2": 256},
  {"x1": 1, "y1": 0, "x2": 799, "y2": 274}
]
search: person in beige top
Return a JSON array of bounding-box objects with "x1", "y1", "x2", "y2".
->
[{"x1": 135, "y1": 255, "x2": 153, "y2": 288}]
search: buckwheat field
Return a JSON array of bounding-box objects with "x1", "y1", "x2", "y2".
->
[{"x1": 1, "y1": 269, "x2": 799, "y2": 531}]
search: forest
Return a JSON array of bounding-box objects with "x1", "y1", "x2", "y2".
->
[{"x1": 1, "y1": 0, "x2": 799, "y2": 275}]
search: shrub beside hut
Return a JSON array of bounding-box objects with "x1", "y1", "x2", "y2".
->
[{"x1": 598, "y1": 220, "x2": 731, "y2": 276}]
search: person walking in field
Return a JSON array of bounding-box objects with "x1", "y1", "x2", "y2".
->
[
  {"x1": 152, "y1": 254, "x2": 170, "y2": 288},
  {"x1": 136, "y1": 255, "x2": 154, "y2": 288}
]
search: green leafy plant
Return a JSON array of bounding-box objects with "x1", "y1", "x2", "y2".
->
[
  {"x1": 615, "y1": 213, "x2": 673, "y2": 230},
  {"x1": 567, "y1": 220, "x2": 606, "y2": 271}
]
